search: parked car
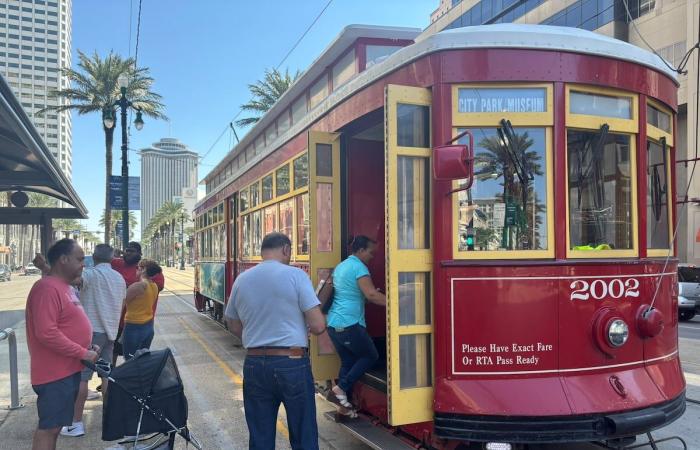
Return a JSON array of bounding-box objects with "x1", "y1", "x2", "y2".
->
[
  {"x1": 678, "y1": 264, "x2": 700, "y2": 321},
  {"x1": 24, "y1": 263, "x2": 41, "y2": 276},
  {"x1": 0, "y1": 264, "x2": 10, "y2": 282}
]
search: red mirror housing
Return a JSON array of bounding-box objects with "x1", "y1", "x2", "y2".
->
[{"x1": 433, "y1": 130, "x2": 474, "y2": 188}]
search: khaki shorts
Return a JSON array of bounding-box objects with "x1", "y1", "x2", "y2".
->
[{"x1": 81, "y1": 332, "x2": 114, "y2": 381}]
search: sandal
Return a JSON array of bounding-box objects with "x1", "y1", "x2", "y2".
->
[{"x1": 327, "y1": 387, "x2": 353, "y2": 409}]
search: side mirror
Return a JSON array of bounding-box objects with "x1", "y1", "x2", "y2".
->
[{"x1": 433, "y1": 130, "x2": 474, "y2": 188}]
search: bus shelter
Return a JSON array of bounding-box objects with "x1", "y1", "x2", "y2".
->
[{"x1": 0, "y1": 75, "x2": 87, "y2": 257}]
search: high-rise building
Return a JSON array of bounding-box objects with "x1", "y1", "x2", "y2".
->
[
  {"x1": 0, "y1": 0, "x2": 73, "y2": 178},
  {"x1": 425, "y1": 0, "x2": 699, "y2": 263},
  {"x1": 140, "y1": 138, "x2": 199, "y2": 234}
]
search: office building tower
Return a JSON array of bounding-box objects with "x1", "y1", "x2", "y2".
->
[
  {"x1": 140, "y1": 138, "x2": 199, "y2": 235},
  {"x1": 425, "y1": 0, "x2": 698, "y2": 263},
  {"x1": 0, "y1": 0, "x2": 73, "y2": 178}
]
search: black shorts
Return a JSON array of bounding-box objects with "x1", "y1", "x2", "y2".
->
[{"x1": 32, "y1": 372, "x2": 80, "y2": 430}]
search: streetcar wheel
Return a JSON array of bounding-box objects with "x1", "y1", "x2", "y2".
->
[{"x1": 679, "y1": 310, "x2": 696, "y2": 321}]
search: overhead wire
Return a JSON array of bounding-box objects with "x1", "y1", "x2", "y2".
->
[{"x1": 200, "y1": 0, "x2": 334, "y2": 165}]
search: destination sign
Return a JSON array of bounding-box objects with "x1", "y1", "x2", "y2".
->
[{"x1": 458, "y1": 88, "x2": 547, "y2": 113}]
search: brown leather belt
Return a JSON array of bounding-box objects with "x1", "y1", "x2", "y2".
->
[{"x1": 247, "y1": 347, "x2": 307, "y2": 357}]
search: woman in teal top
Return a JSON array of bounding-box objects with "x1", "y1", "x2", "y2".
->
[{"x1": 327, "y1": 235, "x2": 386, "y2": 414}]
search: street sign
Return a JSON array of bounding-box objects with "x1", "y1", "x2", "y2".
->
[
  {"x1": 115, "y1": 221, "x2": 124, "y2": 236},
  {"x1": 109, "y1": 176, "x2": 140, "y2": 210}
]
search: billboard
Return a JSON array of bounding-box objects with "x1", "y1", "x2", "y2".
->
[{"x1": 109, "y1": 176, "x2": 140, "y2": 210}]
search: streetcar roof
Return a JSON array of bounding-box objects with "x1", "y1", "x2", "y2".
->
[{"x1": 198, "y1": 24, "x2": 677, "y2": 209}]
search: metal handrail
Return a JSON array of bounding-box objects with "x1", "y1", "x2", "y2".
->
[{"x1": 0, "y1": 328, "x2": 24, "y2": 410}]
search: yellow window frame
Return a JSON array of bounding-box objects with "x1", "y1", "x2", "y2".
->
[
  {"x1": 451, "y1": 83, "x2": 554, "y2": 127},
  {"x1": 646, "y1": 99, "x2": 674, "y2": 147},
  {"x1": 565, "y1": 131, "x2": 639, "y2": 258},
  {"x1": 646, "y1": 135, "x2": 674, "y2": 257},
  {"x1": 566, "y1": 84, "x2": 638, "y2": 133}
]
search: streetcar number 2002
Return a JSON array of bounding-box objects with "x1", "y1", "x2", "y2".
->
[{"x1": 569, "y1": 278, "x2": 640, "y2": 301}]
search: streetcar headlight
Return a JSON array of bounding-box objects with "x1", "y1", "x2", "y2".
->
[
  {"x1": 486, "y1": 444, "x2": 512, "y2": 450},
  {"x1": 607, "y1": 319, "x2": 629, "y2": 347}
]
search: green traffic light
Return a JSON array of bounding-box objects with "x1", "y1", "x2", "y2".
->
[{"x1": 466, "y1": 236, "x2": 474, "y2": 245}]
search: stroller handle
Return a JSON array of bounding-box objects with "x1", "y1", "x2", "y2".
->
[{"x1": 81, "y1": 358, "x2": 111, "y2": 377}]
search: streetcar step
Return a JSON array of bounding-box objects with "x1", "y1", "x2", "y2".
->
[{"x1": 323, "y1": 412, "x2": 415, "y2": 450}]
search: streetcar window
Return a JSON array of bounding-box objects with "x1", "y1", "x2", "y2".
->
[
  {"x1": 456, "y1": 127, "x2": 548, "y2": 252},
  {"x1": 276, "y1": 164, "x2": 290, "y2": 196},
  {"x1": 291, "y1": 95, "x2": 307, "y2": 125},
  {"x1": 398, "y1": 156, "x2": 430, "y2": 249},
  {"x1": 309, "y1": 75, "x2": 329, "y2": 110},
  {"x1": 397, "y1": 103, "x2": 430, "y2": 148},
  {"x1": 365, "y1": 45, "x2": 400, "y2": 69},
  {"x1": 264, "y1": 206, "x2": 277, "y2": 235},
  {"x1": 278, "y1": 110, "x2": 291, "y2": 136},
  {"x1": 316, "y1": 143, "x2": 333, "y2": 177},
  {"x1": 252, "y1": 210, "x2": 262, "y2": 256},
  {"x1": 239, "y1": 188, "x2": 248, "y2": 213},
  {"x1": 241, "y1": 214, "x2": 251, "y2": 258},
  {"x1": 262, "y1": 174, "x2": 273, "y2": 203},
  {"x1": 332, "y1": 48, "x2": 355, "y2": 90},
  {"x1": 296, "y1": 194, "x2": 310, "y2": 255},
  {"x1": 647, "y1": 104, "x2": 671, "y2": 133},
  {"x1": 279, "y1": 199, "x2": 294, "y2": 243},
  {"x1": 398, "y1": 272, "x2": 431, "y2": 326},
  {"x1": 250, "y1": 182, "x2": 260, "y2": 207},
  {"x1": 293, "y1": 153, "x2": 309, "y2": 189},
  {"x1": 567, "y1": 131, "x2": 633, "y2": 251},
  {"x1": 570, "y1": 91, "x2": 632, "y2": 119},
  {"x1": 399, "y1": 334, "x2": 432, "y2": 389},
  {"x1": 647, "y1": 140, "x2": 670, "y2": 250}
]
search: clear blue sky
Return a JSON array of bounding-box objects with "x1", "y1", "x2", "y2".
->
[{"x1": 70, "y1": 0, "x2": 433, "y2": 241}]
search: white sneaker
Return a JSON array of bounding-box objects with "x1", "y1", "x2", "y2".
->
[
  {"x1": 86, "y1": 389, "x2": 100, "y2": 400},
  {"x1": 60, "y1": 421, "x2": 85, "y2": 437}
]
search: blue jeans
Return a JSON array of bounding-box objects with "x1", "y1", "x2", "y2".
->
[
  {"x1": 122, "y1": 321, "x2": 154, "y2": 360},
  {"x1": 243, "y1": 355, "x2": 318, "y2": 450},
  {"x1": 327, "y1": 324, "x2": 378, "y2": 395}
]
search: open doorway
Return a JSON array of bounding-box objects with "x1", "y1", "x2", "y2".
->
[{"x1": 340, "y1": 108, "x2": 388, "y2": 387}]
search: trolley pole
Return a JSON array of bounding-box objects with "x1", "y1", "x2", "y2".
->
[{"x1": 179, "y1": 213, "x2": 186, "y2": 270}]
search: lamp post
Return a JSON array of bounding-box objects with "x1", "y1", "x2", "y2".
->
[
  {"x1": 102, "y1": 73, "x2": 144, "y2": 249},
  {"x1": 179, "y1": 212, "x2": 186, "y2": 270}
]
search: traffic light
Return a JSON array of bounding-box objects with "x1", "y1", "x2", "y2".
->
[{"x1": 466, "y1": 227, "x2": 475, "y2": 251}]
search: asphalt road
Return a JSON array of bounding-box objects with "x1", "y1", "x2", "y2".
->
[{"x1": 0, "y1": 268, "x2": 698, "y2": 449}]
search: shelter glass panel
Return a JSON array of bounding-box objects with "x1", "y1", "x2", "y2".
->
[
  {"x1": 567, "y1": 131, "x2": 633, "y2": 250},
  {"x1": 397, "y1": 103, "x2": 430, "y2": 148},
  {"x1": 456, "y1": 127, "x2": 549, "y2": 252},
  {"x1": 570, "y1": 91, "x2": 632, "y2": 119},
  {"x1": 397, "y1": 156, "x2": 430, "y2": 249},
  {"x1": 399, "y1": 334, "x2": 432, "y2": 389},
  {"x1": 398, "y1": 272, "x2": 431, "y2": 326},
  {"x1": 297, "y1": 194, "x2": 310, "y2": 255},
  {"x1": 647, "y1": 140, "x2": 670, "y2": 249}
]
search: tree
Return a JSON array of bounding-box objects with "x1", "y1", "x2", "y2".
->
[
  {"x1": 99, "y1": 209, "x2": 137, "y2": 247},
  {"x1": 235, "y1": 68, "x2": 301, "y2": 128},
  {"x1": 40, "y1": 50, "x2": 167, "y2": 244}
]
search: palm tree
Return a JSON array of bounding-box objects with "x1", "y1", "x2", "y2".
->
[
  {"x1": 235, "y1": 68, "x2": 301, "y2": 128},
  {"x1": 39, "y1": 50, "x2": 167, "y2": 244},
  {"x1": 99, "y1": 209, "x2": 137, "y2": 247}
]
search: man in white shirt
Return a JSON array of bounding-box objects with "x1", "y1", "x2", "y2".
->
[{"x1": 60, "y1": 244, "x2": 126, "y2": 437}]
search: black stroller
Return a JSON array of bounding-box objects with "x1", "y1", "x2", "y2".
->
[{"x1": 85, "y1": 348, "x2": 202, "y2": 449}]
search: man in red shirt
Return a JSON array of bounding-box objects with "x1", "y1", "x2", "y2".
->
[
  {"x1": 25, "y1": 239, "x2": 98, "y2": 450},
  {"x1": 111, "y1": 242, "x2": 164, "y2": 362}
]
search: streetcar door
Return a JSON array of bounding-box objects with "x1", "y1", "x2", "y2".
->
[
  {"x1": 308, "y1": 130, "x2": 342, "y2": 381},
  {"x1": 385, "y1": 85, "x2": 434, "y2": 426}
]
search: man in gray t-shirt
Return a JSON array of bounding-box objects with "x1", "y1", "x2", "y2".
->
[{"x1": 225, "y1": 232, "x2": 325, "y2": 450}]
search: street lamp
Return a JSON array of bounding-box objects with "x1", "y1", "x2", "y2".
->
[
  {"x1": 102, "y1": 72, "x2": 144, "y2": 249},
  {"x1": 179, "y1": 212, "x2": 187, "y2": 270}
]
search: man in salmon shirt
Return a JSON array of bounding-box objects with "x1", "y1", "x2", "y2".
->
[
  {"x1": 111, "y1": 241, "x2": 164, "y2": 363},
  {"x1": 25, "y1": 239, "x2": 98, "y2": 450}
]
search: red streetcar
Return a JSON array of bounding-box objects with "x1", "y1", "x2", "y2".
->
[{"x1": 192, "y1": 24, "x2": 685, "y2": 448}]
